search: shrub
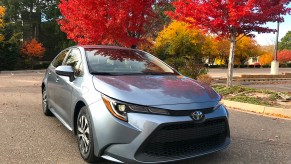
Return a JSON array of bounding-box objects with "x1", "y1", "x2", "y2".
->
[
  {"x1": 165, "y1": 57, "x2": 208, "y2": 79},
  {"x1": 20, "y1": 38, "x2": 45, "y2": 69},
  {"x1": 197, "y1": 74, "x2": 213, "y2": 85},
  {"x1": 179, "y1": 63, "x2": 208, "y2": 79},
  {"x1": 209, "y1": 65, "x2": 219, "y2": 68},
  {"x1": 34, "y1": 63, "x2": 50, "y2": 69},
  {"x1": 165, "y1": 57, "x2": 185, "y2": 71},
  {"x1": 239, "y1": 65, "x2": 248, "y2": 68},
  {"x1": 262, "y1": 64, "x2": 270, "y2": 68},
  {"x1": 0, "y1": 42, "x2": 22, "y2": 70},
  {"x1": 279, "y1": 64, "x2": 286, "y2": 68}
]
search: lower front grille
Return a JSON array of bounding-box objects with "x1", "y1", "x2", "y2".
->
[{"x1": 141, "y1": 119, "x2": 228, "y2": 158}]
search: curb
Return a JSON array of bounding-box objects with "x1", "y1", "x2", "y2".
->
[{"x1": 222, "y1": 100, "x2": 291, "y2": 118}]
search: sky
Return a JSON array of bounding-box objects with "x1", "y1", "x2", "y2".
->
[{"x1": 254, "y1": 4, "x2": 291, "y2": 46}]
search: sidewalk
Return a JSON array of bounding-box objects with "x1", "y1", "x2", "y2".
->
[{"x1": 222, "y1": 100, "x2": 291, "y2": 118}]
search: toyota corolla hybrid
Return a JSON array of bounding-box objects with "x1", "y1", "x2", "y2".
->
[{"x1": 42, "y1": 45, "x2": 230, "y2": 163}]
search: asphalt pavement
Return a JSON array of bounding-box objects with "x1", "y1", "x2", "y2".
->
[
  {"x1": 0, "y1": 72, "x2": 291, "y2": 164},
  {"x1": 208, "y1": 68, "x2": 291, "y2": 92}
]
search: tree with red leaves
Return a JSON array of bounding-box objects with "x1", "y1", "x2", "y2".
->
[
  {"x1": 20, "y1": 39, "x2": 45, "y2": 58},
  {"x1": 58, "y1": 0, "x2": 156, "y2": 47},
  {"x1": 278, "y1": 49, "x2": 291, "y2": 62},
  {"x1": 168, "y1": 0, "x2": 291, "y2": 86},
  {"x1": 20, "y1": 38, "x2": 45, "y2": 69}
]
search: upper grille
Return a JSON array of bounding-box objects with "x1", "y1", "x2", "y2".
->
[
  {"x1": 141, "y1": 119, "x2": 228, "y2": 158},
  {"x1": 167, "y1": 107, "x2": 214, "y2": 116}
]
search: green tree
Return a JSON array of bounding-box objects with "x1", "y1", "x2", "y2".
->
[
  {"x1": 37, "y1": 0, "x2": 75, "y2": 60},
  {"x1": 0, "y1": 42, "x2": 22, "y2": 70},
  {"x1": 0, "y1": 4, "x2": 22, "y2": 71},
  {"x1": 40, "y1": 21, "x2": 75, "y2": 60},
  {"x1": 2, "y1": 0, "x2": 74, "y2": 60},
  {"x1": 279, "y1": 31, "x2": 291, "y2": 50},
  {"x1": 39, "y1": 0, "x2": 75, "y2": 60}
]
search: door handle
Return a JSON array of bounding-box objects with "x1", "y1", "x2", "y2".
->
[
  {"x1": 56, "y1": 78, "x2": 59, "y2": 82},
  {"x1": 48, "y1": 71, "x2": 51, "y2": 75}
]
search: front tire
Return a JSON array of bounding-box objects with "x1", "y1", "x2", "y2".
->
[
  {"x1": 77, "y1": 106, "x2": 101, "y2": 163},
  {"x1": 42, "y1": 87, "x2": 53, "y2": 116}
]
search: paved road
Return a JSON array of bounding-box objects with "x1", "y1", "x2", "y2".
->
[
  {"x1": 0, "y1": 73, "x2": 291, "y2": 164},
  {"x1": 208, "y1": 68, "x2": 291, "y2": 92}
]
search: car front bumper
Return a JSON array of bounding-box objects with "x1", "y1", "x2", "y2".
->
[{"x1": 88, "y1": 100, "x2": 230, "y2": 164}]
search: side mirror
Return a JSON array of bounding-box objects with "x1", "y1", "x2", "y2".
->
[{"x1": 55, "y1": 66, "x2": 75, "y2": 82}]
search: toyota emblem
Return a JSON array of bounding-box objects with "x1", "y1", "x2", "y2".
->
[{"x1": 191, "y1": 111, "x2": 204, "y2": 121}]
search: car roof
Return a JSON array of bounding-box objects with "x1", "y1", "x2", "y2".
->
[{"x1": 76, "y1": 45, "x2": 135, "y2": 51}]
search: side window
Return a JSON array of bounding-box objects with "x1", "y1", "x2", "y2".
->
[
  {"x1": 52, "y1": 50, "x2": 68, "y2": 67},
  {"x1": 63, "y1": 49, "x2": 83, "y2": 77}
]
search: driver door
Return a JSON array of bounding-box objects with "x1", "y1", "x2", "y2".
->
[
  {"x1": 54, "y1": 48, "x2": 84, "y2": 125},
  {"x1": 47, "y1": 49, "x2": 69, "y2": 110}
]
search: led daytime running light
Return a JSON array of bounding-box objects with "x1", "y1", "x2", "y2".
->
[{"x1": 102, "y1": 96, "x2": 127, "y2": 121}]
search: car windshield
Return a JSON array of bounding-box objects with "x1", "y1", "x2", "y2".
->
[{"x1": 85, "y1": 48, "x2": 179, "y2": 75}]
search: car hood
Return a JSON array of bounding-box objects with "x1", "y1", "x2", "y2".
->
[{"x1": 92, "y1": 75, "x2": 220, "y2": 106}]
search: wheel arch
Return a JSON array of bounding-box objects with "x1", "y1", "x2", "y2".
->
[
  {"x1": 73, "y1": 101, "x2": 86, "y2": 134},
  {"x1": 41, "y1": 82, "x2": 45, "y2": 92}
]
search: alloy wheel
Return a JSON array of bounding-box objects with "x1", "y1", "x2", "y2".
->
[
  {"x1": 42, "y1": 90, "x2": 47, "y2": 112},
  {"x1": 77, "y1": 115, "x2": 90, "y2": 155}
]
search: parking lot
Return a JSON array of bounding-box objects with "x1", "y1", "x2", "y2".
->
[{"x1": 0, "y1": 72, "x2": 291, "y2": 164}]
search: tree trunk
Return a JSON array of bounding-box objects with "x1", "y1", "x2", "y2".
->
[
  {"x1": 227, "y1": 33, "x2": 236, "y2": 87},
  {"x1": 30, "y1": 57, "x2": 34, "y2": 69},
  {"x1": 29, "y1": 4, "x2": 33, "y2": 39}
]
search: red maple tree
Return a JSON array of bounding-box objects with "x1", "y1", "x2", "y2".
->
[
  {"x1": 168, "y1": 0, "x2": 291, "y2": 86},
  {"x1": 58, "y1": 0, "x2": 155, "y2": 47},
  {"x1": 278, "y1": 49, "x2": 291, "y2": 62}
]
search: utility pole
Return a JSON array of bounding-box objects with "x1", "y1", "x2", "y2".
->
[{"x1": 270, "y1": 21, "x2": 280, "y2": 75}]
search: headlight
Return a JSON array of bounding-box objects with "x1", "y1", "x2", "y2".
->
[
  {"x1": 102, "y1": 96, "x2": 130, "y2": 121},
  {"x1": 213, "y1": 102, "x2": 229, "y2": 117},
  {"x1": 213, "y1": 103, "x2": 222, "y2": 111},
  {"x1": 102, "y1": 95, "x2": 169, "y2": 121}
]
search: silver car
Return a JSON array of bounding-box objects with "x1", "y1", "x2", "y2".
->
[{"x1": 42, "y1": 45, "x2": 230, "y2": 163}]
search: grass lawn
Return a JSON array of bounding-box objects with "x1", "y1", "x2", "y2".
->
[{"x1": 212, "y1": 85, "x2": 291, "y2": 108}]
